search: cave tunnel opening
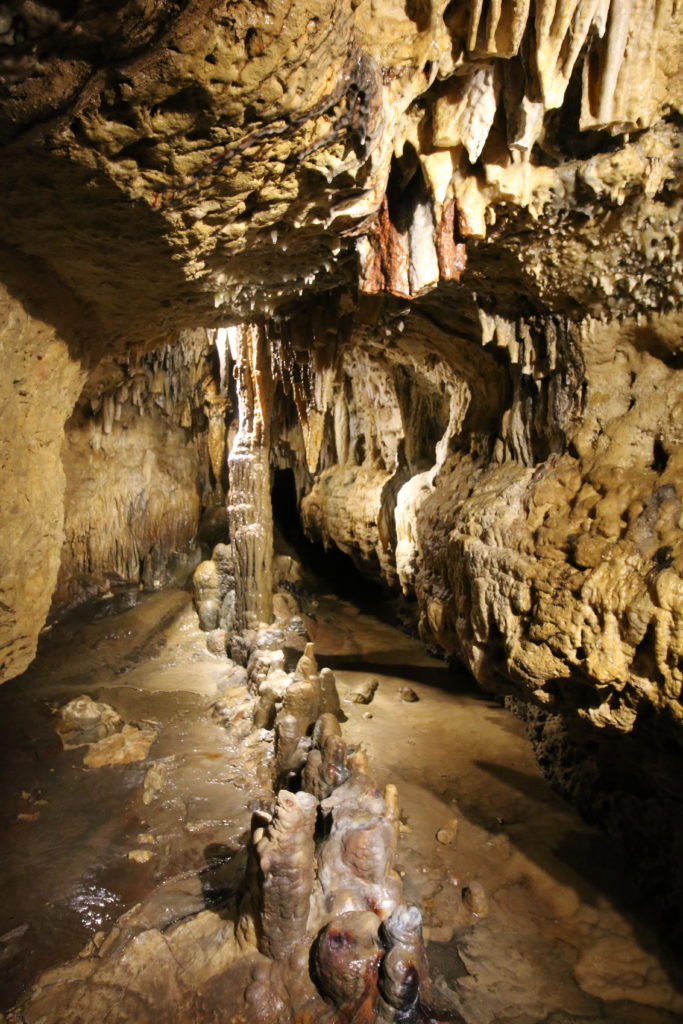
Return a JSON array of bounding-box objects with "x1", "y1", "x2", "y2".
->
[{"x1": 270, "y1": 467, "x2": 385, "y2": 610}]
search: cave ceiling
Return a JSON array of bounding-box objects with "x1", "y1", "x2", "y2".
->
[{"x1": 0, "y1": 0, "x2": 681, "y2": 344}]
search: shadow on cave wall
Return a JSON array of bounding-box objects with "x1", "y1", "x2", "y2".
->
[{"x1": 271, "y1": 466, "x2": 388, "y2": 614}]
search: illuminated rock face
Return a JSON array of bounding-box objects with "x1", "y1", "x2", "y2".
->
[{"x1": 0, "y1": 260, "x2": 90, "y2": 681}]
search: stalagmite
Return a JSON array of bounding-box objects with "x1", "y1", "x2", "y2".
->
[
  {"x1": 314, "y1": 911, "x2": 384, "y2": 1010},
  {"x1": 251, "y1": 789, "x2": 318, "y2": 958}
]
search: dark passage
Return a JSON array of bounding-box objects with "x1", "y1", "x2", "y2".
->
[{"x1": 270, "y1": 468, "x2": 386, "y2": 610}]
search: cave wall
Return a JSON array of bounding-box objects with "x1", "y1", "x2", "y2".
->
[
  {"x1": 54, "y1": 329, "x2": 219, "y2": 612},
  {"x1": 285, "y1": 304, "x2": 682, "y2": 734},
  {"x1": 0, "y1": 264, "x2": 223, "y2": 674},
  {"x1": 269, "y1": 296, "x2": 683, "y2": 940},
  {"x1": 0, "y1": 263, "x2": 92, "y2": 679}
]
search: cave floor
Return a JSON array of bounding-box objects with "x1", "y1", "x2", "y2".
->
[{"x1": 0, "y1": 587, "x2": 682, "y2": 1023}]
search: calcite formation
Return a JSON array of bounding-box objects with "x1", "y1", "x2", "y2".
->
[
  {"x1": 57, "y1": 329, "x2": 216, "y2": 611},
  {"x1": 227, "y1": 321, "x2": 275, "y2": 632},
  {"x1": 251, "y1": 788, "x2": 318, "y2": 958}
]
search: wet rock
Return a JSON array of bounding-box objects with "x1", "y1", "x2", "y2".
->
[
  {"x1": 397, "y1": 686, "x2": 419, "y2": 702},
  {"x1": 347, "y1": 678, "x2": 379, "y2": 704},
  {"x1": 197, "y1": 597, "x2": 220, "y2": 632},
  {"x1": 273, "y1": 554, "x2": 303, "y2": 587},
  {"x1": 274, "y1": 713, "x2": 309, "y2": 785},
  {"x1": 83, "y1": 723, "x2": 157, "y2": 768},
  {"x1": 319, "y1": 667, "x2": 342, "y2": 717},
  {"x1": 54, "y1": 696, "x2": 123, "y2": 749},
  {"x1": 314, "y1": 910, "x2": 383, "y2": 1007},
  {"x1": 91, "y1": 586, "x2": 139, "y2": 619},
  {"x1": 192, "y1": 559, "x2": 220, "y2": 605},
  {"x1": 205, "y1": 628, "x2": 227, "y2": 656},
  {"x1": 219, "y1": 589, "x2": 236, "y2": 634},
  {"x1": 311, "y1": 712, "x2": 342, "y2": 749},
  {"x1": 211, "y1": 542, "x2": 235, "y2": 597},
  {"x1": 281, "y1": 674, "x2": 320, "y2": 737},
  {"x1": 211, "y1": 691, "x2": 256, "y2": 740},
  {"x1": 272, "y1": 590, "x2": 300, "y2": 621},
  {"x1": 436, "y1": 819, "x2": 459, "y2": 845},
  {"x1": 253, "y1": 686, "x2": 278, "y2": 731},
  {"x1": 253, "y1": 626, "x2": 288, "y2": 653},
  {"x1": 318, "y1": 762, "x2": 402, "y2": 918},
  {"x1": 283, "y1": 614, "x2": 309, "y2": 639},
  {"x1": 572, "y1": 934, "x2": 683, "y2": 1013},
  {"x1": 230, "y1": 631, "x2": 253, "y2": 667},
  {"x1": 462, "y1": 881, "x2": 489, "y2": 918},
  {"x1": 128, "y1": 849, "x2": 154, "y2": 863},
  {"x1": 247, "y1": 647, "x2": 285, "y2": 695},
  {"x1": 142, "y1": 761, "x2": 168, "y2": 804},
  {"x1": 379, "y1": 905, "x2": 464, "y2": 1022},
  {"x1": 251, "y1": 790, "x2": 318, "y2": 958},
  {"x1": 295, "y1": 642, "x2": 318, "y2": 680},
  {"x1": 302, "y1": 725, "x2": 348, "y2": 800},
  {"x1": 223, "y1": 661, "x2": 248, "y2": 690}
]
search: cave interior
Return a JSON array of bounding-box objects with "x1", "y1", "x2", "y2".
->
[{"x1": 0, "y1": 1, "x2": 682, "y2": 1022}]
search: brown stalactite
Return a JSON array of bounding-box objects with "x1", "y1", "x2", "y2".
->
[{"x1": 435, "y1": 200, "x2": 468, "y2": 282}]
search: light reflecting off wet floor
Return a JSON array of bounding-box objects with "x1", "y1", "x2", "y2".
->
[{"x1": 0, "y1": 586, "x2": 681, "y2": 1022}]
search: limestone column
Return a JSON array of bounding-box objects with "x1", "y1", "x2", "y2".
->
[{"x1": 227, "y1": 321, "x2": 274, "y2": 632}]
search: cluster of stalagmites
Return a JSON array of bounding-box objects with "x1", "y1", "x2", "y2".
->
[
  {"x1": 211, "y1": 621, "x2": 470, "y2": 1023},
  {"x1": 192, "y1": 543, "x2": 236, "y2": 639},
  {"x1": 192, "y1": 543, "x2": 309, "y2": 660}
]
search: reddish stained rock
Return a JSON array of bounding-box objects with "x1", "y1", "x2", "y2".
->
[{"x1": 436, "y1": 200, "x2": 468, "y2": 281}]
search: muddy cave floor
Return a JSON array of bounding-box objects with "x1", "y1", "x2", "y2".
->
[{"x1": 0, "y1": 574, "x2": 682, "y2": 1022}]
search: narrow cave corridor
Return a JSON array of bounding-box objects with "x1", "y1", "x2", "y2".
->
[
  {"x1": 1, "y1": 1, "x2": 683, "y2": 1022},
  {"x1": 271, "y1": 467, "x2": 386, "y2": 609}
]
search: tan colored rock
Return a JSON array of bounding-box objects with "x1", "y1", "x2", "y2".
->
[
  {"x1": 436, "y1": 819, "x2": 459, "y2": 846},
  {"x1": 0, "y1": 266, "x2": 90, "y2": 683},
  {"x1": 83, "y1": 724, "x2": 157, "y2": 768},
  {"x1": 142, "y1": 761, "x2": 168, "y2": 804},
  {"x1": 55, "y1": 696, "x2": 123, "y2": 749},
  {"x1": 128, "y1": 849, "x2": 154, "y2": 864}
]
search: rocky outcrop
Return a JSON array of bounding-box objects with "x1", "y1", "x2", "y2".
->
[{"x1": 1, "y1": 0, "x2": 679, "y2": 338}]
